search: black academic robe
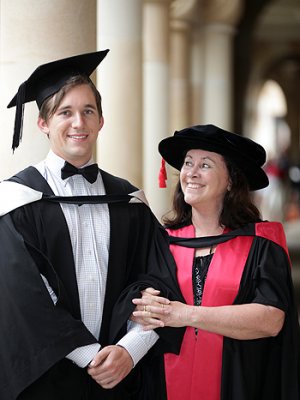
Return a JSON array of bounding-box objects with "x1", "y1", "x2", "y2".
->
[
  {"x1": 0, "y1": 167, "x2": 184, "y2": 400},
  {"x1": 221, "y1": 234, "x2": 300, "y2": 399},
  {"x1": 111, "y1": 223, "x2": 300, "y2": 400}
]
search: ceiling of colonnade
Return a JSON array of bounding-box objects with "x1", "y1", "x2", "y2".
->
[
  {"x1": 233, "y1": 0, "x2": 300, "y2": 162},
  {"x1": 255, "y1": 0, "x2": 300, "y2": 41}
]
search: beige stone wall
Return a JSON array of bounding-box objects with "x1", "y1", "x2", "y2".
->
[
  {"x1": 0, "y1": 0, "x2": 96, "y2": 180},
  {"x1": 0, "y1": 0, "x2": 246, "y2": 217}
]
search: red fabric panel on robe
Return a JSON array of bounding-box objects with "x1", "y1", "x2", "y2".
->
[
  {"x1": 256, "y1": 221, "x2": 290, "y2": 261},
  {"x1": 164, "y1": 225, "x2": 254, "y2": 400}
]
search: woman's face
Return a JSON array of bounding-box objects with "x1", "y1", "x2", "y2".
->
[{"x1": 180, "y1": 149, "x2": 231, "y2": 211}]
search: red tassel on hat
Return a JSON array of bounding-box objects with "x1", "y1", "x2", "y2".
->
[{"x1": 159, "y1": 158, "x2": 167, "y2": 188}]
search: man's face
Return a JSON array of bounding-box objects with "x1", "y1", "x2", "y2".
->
[{"x1": 38, "y1": 84, "x2": 103, "y2": 167}]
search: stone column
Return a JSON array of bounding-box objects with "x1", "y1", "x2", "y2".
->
[
  {"x1": 97, "y1": 0, "x2": 143, "y2": 187},
  {"x1": 169, "y1": 19, "x2": 191, "y2": 132},
  {"x1": 169, "y1": 0, "x2": 198, "y2": 132},
  {"x1": 143, "y1": 0, "x2": 171, "y2": 218},
  {"x1": 190, "y1": 26, "x2": 204, "y2": 125},
  {"x1": 165, "y1": 0, "x2": 200, "y2": 198},
  {"x1": 202, "y1": 0, "x2": 243, "y2": 130},
  {"x1": 0, "y1": 0, "x2": 97, "y2": 180}
]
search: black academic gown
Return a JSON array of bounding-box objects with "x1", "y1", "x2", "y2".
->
[
  {"x1": 0, "y1": 167, "x2": 184, "y2": 400},
  {"x1": 221, "y1": 234, "x2": 300, "y2": 399},
  {"x1": 111, "y1": 223, "x2": 300, "y2": 400}
]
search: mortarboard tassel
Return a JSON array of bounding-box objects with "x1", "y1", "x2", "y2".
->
[
  {"x1": 159, "y1": 158, "x2": 167, "y2": 188},
  {"x1": 12, "y1": 82, "x2": 26, "y2": 152}
]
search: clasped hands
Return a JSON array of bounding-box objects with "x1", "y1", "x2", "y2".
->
[
  {"x1": 86, "y1": 288, "x2": 167, "y2": 390},
  {"x1": 131, "y1": 287, "x2": 187, "y2": 329},
  {"x1": 87, "y1": 345, "x2": 133, "y2": 389},
  {"x1": 87, "y1": 287, "x2": 186, "y2": 389}
]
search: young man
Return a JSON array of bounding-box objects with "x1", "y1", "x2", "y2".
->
[{"x1": 0, "y1": 51, "x2": 184, "y2": 400}]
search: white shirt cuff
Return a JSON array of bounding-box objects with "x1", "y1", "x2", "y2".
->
[
  {"x1": 66, "y1": 343, "x2": 101, "y2": 368},
  {"x1": 117, "y1": 321, "x2": 159, "y2": 367}
]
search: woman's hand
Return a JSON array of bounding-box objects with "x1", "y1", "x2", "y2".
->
[
  {"x1": 131, "y1": 287, "x2": 168, "y2": 329},
  {"x1": 131, "y1": 287, "x2": 189, "y2": 330},
  {"x1": 132, "y1": 288, "x2": 285, "y2": 339}
]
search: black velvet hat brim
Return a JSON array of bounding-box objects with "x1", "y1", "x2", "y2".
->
[{"x1": 158, "y1": 125, "x2": 269, "y2": 191}]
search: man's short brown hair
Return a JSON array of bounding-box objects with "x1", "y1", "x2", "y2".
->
[{"x1": 39, "y1": 75, "x2": 102, "y2": 121}]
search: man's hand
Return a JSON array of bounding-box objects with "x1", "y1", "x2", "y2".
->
[{"x1": 87, "y1": 345, "x2": 133, "y2": 389}]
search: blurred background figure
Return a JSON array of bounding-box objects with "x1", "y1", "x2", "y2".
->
[
  {"x1": 286, "y1": 160, "x2": 300, "y2": 221},
  {"x1": 257, "y1": 150, "x2": 290, "y2": 222}
]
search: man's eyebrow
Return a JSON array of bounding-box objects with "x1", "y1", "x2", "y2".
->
[
  {"x1": 57, "y1": 105, "x2": 71, "y2": 111},
  {"x1": 57, "y1": 103, "x2": 97, "y2": 111},
  {"x1": 84, "y1": 104, "x2": 97, "y2": 109}
]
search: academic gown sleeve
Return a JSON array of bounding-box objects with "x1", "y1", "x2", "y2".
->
[
  {"x1": 110, "y1": 222, "x2": 185, "y2": 352},
  {"x1": 221, "y1": 236, "x2": 300, "y2": 399},
  {"x1": 109, "y1": 220, "x2": 186, "y2": 400},
  {"x1": 0, "y1": 214, "x2": 97, "y2": 400}
]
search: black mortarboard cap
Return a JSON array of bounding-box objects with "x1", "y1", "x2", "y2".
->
[
  {"x1": 7, "y1": 49, "x2": 109, "y2": 151},
  {"x1": 159, "y1": 124, "x2": 269, "y2": 191}
]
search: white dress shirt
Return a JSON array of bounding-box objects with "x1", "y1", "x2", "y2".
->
[{"x1": 35, "y1": 151, "x2": 158, "y2": 368}]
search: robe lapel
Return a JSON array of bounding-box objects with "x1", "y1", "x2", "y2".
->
[
  {"x1": 10, "y1": 167, "x2": 82, "y2": 318},
  {"x1": 99, "y1": 170, "x2": 133, "y2": 345}
]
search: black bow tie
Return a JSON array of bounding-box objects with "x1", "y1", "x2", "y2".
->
[{"x1": 61, "y1": 162, "x2": 99, "y2": 183}]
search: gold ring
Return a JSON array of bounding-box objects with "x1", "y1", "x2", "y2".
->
[
  {"x1": 144, "y1": 305, "x2": 147, "y2": 312},
  {"x1": 162, "y1": 304, "x2": 165, "y2": 309}
]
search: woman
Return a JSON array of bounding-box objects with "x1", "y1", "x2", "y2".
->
[{"x1": 132, "y1": 124, "x2": 300, "y2": 400}]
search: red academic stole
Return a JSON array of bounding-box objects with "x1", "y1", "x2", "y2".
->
[{"x1": 164, "y1": 222, "x2": 289, "y2": 400}]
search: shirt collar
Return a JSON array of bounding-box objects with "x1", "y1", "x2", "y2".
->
[{"x1": 45, "y1": 150, "x2": 95, "y2": 184}]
